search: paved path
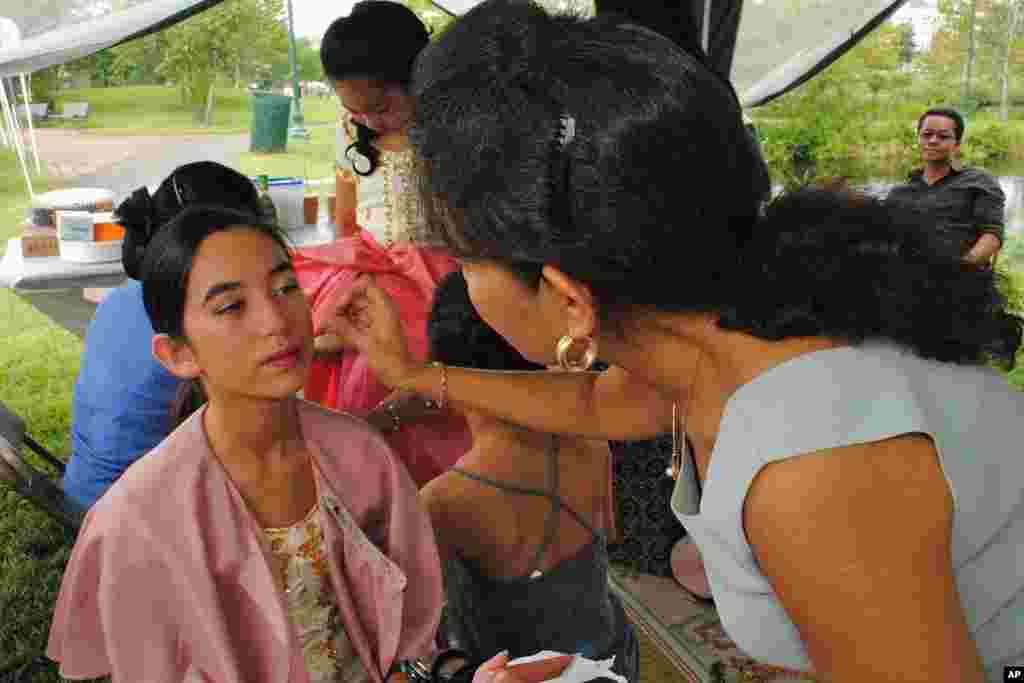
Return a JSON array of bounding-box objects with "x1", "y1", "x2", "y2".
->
[{"x1": 33, "y1": 129, "x2": 250, "y2": 202}]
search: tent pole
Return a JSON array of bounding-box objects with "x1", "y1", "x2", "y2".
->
[
  {"x1": 0, "y1": 105, "x2": 9, "y2": 148},
  {"x1": 0, "y1": 79, "x2": 34, "y2": 198},
  {"x1": 19, "y1": 74, "x2": 41, "y2": 174},
  {"x1": 0, "y1": 80, "x2": 26, "y2": 160}
]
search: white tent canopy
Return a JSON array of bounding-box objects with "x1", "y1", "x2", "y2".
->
[
  {"x1": 429, "y1": 0, "x2": 909, "y2": 107},
  {"x1": 0, "y1": 0, "x2": 221, "y2": 79},
  {"x1": 0, "y1": 0, "x2": 908, "y2": 108}
]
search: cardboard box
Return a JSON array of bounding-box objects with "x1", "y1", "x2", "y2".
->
[{"x1": 21, "y1": 227, "x2": 59, "y2": 258}]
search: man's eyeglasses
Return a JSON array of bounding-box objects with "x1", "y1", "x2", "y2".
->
[{"x1": 919, "y1": 131, "x2": 957, "y2": 142}]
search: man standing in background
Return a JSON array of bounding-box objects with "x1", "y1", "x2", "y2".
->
[{"x1": 886, "y1": 107, "x2": 1005, "y2": 266}]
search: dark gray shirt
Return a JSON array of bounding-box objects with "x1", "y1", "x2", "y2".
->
[
  {"x1": 885, "y1": 166, "x2": 1005, "y2": 255},
  {"x1": 439, "y1": 439, "x2": 639, "y2": 682}
]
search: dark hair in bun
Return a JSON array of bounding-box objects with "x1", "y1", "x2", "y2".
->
[
  {"x1": 320, "y1": 1, "x2": 429, "y2": 87},
  {"x1": 321, "y1": 1, "x2": 430, "y2": 178},
  {"x1": 117, "y1": 161, "x2": 262, "y2": 279},
  {"x1": 427, "y1": 270, "x2": 545, "y2": 373}
]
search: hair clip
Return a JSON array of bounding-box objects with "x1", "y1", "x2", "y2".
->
[
  {"x1": 558, "y1": 113, "x2": 576, "y2": 148},
  {"x1": 171, "y1": 173, "x2": 185, "y2": 207}
]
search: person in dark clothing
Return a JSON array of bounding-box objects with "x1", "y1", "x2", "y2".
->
[
  {"x1": 885, "y1": 107, "x2": 1005, "y2": 266},
  {"x1": 421, "y1": 271, "x2": 639, "y2": 683}
]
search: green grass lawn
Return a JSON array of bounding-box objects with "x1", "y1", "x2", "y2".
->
[
  {"x1": 238, "y1": 123, "x2": 337, "y2": 185},
  {"x1": 0, "y1": 293, "x2": 83, "y2": 681},
  {"x1": 37, "y1": 83, "x2": 341, "y2": 185},
  {"x1": 39, "y1": 84, "x2": 339, "y2": 136},
  {"x1": 0, "y1": 145, "x2": 86, "y2": 680}
]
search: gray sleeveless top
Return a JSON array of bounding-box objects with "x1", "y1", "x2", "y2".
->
[
  {"x1": 671, "y1": 343, "x2": 1024, "y2": 678},
  {"x1": 440, "y1": 437, "x2": 639, "y2": 682}
]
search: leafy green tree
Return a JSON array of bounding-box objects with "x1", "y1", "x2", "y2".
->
[
  {"x1": 28, "y1": 67, "x2": 60, "y2": 106},
  {"x1": 403, "y1": 0, "x2": 457, "y2": 35},
  {"x1": 109, "y1": 31, "x2": 167, "y2": 85},
  {"x1": 107, "y1": 0, "x2": 288, "y2": 124},
  {"x1": 269, "y1": 37, "x2": 323, "y2": 84},
  {"x1": 64, "y1": 48, "x2": 116, "y2": 87},
  {"x1": 898, "y1": 21, "x2": 917, "y2": 65},
  {"x1": 757, "y1": 21, "x2": 918, "y2": 184}
]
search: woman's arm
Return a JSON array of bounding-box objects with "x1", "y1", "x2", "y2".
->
[
  {"x1": 744, "y1": 434, "x2": 985, "y2": 682},
  {"x1": 403, "y1": 363, "x2": 674, "y2": 441},
  {"x1": 322, "y1": 277, "x2": 676, "y2": 440},
  {"x1": 964, "y1": 233, "x2": 1001, "y2": 265}
]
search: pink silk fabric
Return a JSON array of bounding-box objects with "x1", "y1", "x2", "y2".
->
[
  {"x1": 47, "y1": 400, "x2": 443, "y2": 683},
  {"x1": 293, "y1": 230, "x2": 471, "y2": 486}
]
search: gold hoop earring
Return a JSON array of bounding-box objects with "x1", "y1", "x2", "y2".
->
[{"x1": 555, "y1": 334, "x2": 598, "y2": 372}]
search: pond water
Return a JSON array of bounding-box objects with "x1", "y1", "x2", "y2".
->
[{"x1": 775, "y1": 158, "x2": 1024, "y2": 236}]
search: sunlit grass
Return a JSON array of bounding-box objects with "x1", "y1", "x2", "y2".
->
[
  {"x1": 40, "y1": 84, "x2": 339, "y2": 135},
  {"x1": 238, "y1": 124, "x2": 337, "y2": 184}
]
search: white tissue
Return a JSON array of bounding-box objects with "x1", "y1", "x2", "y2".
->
[{"x1": 507, "y1": 651, "x2": 628, "y2": 683}]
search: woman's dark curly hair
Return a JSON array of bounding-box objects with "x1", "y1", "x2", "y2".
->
[
  {"x1": 722, "y1": 190, "x2": 1021, "y2": 366},
  {"x1": 411, "y1": 0, "x2": 1021, "y2": 368},
  {"x1": 321, "y1": 0, "x2": 429, "y2": 177},
  {"x1": 428, "y1": 270, "x2": 545, "y2": 372},
  {"x1": 594, "y1": 0, "x2": 706, "y2": 67}
]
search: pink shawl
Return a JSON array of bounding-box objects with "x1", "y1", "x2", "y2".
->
[{"x1": 48, "y1": 399, "x2": 443, "y2": 682}]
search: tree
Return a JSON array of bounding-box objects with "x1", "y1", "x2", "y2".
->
[
  {"x1": 403, "y1": 0, "x2": 458, "y2": 35},
  {"x1": 64, "y1": 48, "x2": 116, "y2": 87},
  {"x1": 110, "y1": 30, "x2": 169, "y2": 86},
  {"x1": 107, "y1": 0, "x2": 288, "y2": 124},
  {"x1": 998, "y1": 0, "x2": 1024, "y2": 121},
  {"x1": 925, "y1": 0, "x2": 1017, "y2": 109},
  {"x1": 269, "y1": 37, "x2": 323, "y2": 84},
  {"x1": 898, "y1": 21, "x2": 917, "y2": 66},
  {"x1": 963, "y1": 0, "x2": 979, "y2": 105}
]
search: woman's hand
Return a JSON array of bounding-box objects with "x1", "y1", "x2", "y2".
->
[
  {"x1": 319, "y1": 275, "x2": 420, "y2": 387},
  {"x1": 473, "y1": 652, "x2": 573, "y2": 683}
]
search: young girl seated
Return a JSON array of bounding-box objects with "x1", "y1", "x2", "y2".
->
[
  {"x1": 64, "y1": 161, "x2": 264, "y2": 512},
  {"x1": 420, "y1": 272, "x2": 638, "y2": 682},
  {"x1": 47, "y1": 206, "x2": 442, "y2": 682}
]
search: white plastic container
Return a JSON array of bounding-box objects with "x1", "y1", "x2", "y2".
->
[
  {"x1": 58, "y1": 239, "x2": 123, "y2": 264},
  {"x1": 266, "y1": 178, "x2": 305, "y2": 231},
  {"x1": 56, "y1": 210, "x2": 123, "y2": 263}
]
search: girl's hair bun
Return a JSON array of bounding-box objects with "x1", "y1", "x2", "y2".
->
[{"x1": 117, "y1": 187, "x2": 157, "y2": 280}]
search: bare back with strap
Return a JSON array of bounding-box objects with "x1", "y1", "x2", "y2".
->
[{"x1": 439, "y1": 436, "x2": 639, "y2": 682}]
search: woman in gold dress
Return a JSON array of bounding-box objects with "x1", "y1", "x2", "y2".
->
[{"x1": 293, "y1": 1, "x2": 469, "y2": 487}]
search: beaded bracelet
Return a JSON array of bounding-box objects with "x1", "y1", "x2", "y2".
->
[
  {"x1": 384, "y1": 402, "x2": 402, "y2": 433},
  {"x1": 426, "y1": 362, "x2": 448, "y2": 410}
]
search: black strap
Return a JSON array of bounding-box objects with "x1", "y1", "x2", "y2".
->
[{"x1": 530, "y1": 434, "x2": 562, "y2": 575}]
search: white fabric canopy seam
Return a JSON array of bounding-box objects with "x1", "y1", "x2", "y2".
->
[{"x1": 0, "y1": 0, "x2": 207, "y2": 79}]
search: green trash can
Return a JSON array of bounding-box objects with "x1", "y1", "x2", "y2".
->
[{"x1": 250, "y1": 93, "x2": 292, "y2": 153}]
